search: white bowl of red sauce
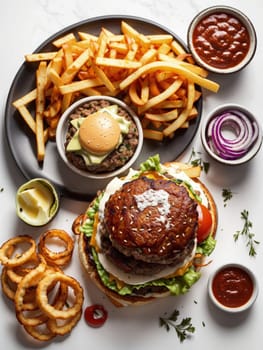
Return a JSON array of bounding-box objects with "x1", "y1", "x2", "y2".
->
[
  {"x1": 187, "y1": 6, "x2": 257, "y2": 74},
  {"x1": 201, "y1": 104, "x2": 262, "y2": 165},
  {"x1": 208, "y1": 263, "x2": 259, "y2": 313}
]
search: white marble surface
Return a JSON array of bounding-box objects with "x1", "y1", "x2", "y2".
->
[{"x1": 0, "y1": 0, "x2": 263, "y2": 349}]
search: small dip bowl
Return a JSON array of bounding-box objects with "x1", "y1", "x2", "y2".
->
[
  {"x1": 16, "y1": 178, "x2": 59, "y2": 226},
  {"x1": 187, "y1": 6, "x2": 257, "y2": 74},
  {"x1": 201, "y1": 104, "x2": 262, "y2": 165},
  {"x1": 208, "y1": 263, "x2": 259, "y2": 313},
  {"x1": 56, "y1": 96, "x2": 143, "y2": 180}
]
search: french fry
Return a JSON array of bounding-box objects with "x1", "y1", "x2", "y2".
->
[
  {"x1": 129, "y1": 81, "x2": 145, "y2": 106},
  {"x1": 140, "y1": 77, "x2": 149, "y2": 104},
  {"x1": 143, "y1": 129, "x2": 164, "y2": 141},
  {"x1": 119, "y1": 61, "x2": 219, "y2": 92},
  {"x1": 92, "y1": 63, "x2": 116, "y2": 93},
  {"x1": 96, "y1": 57, "x2": 142, "y2": 69},
  {"x1": 13, "y1": 89, "x2": 37, "y2": 108},
  {"x1": 138, "y1": 79, "x2": 183, "y2": 114},
  {"x1": 15, "y1": 105, "x2": 36, "y2": 133},
  {"x1": 146, "y1": 34, "x2": 173, "y2": 44},
  {"x1": 52, "y1": 33, "x2": 76, "y2": 48},
  {"x1": 25, "y1": 52, "x2": 57, "y2": 62},
  {"x1": 144, "y1": 109, "x2": 178, "y2": 122},
  {"x1": 78, "y1": 31, "x2": 98, "y2": 41},
  {"x1": 163, "y1": 81, "x2": 195, "y2": 136},
  {"x1": 121, "y1": 21, "x2": 150, "y2": 47},
  {"x1": 59, "y1": 78, "x2": 102, "y2": 95},
  {"x1": 35, "y1": 61, "x2": 47, "y2": 161},
  {"x1": 61, "y1": 48, "x2": 91, "y2": 84}
]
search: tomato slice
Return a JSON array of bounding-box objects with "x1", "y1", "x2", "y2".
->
[
  {"x1": 196, "y1": 203, "x2": 212, "y2": 243},
  {"x1": 84, "y1": 304, "x2": 108, "y2": 328}
]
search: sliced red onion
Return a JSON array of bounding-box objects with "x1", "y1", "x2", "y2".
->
[{"x1": 206, "y1": 109, "x2": 259, "y2": 160}]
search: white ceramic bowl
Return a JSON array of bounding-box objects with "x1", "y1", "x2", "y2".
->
[
  {"x1": 56, "y1": 96, "x2": 143, "y2": 179},
  {"x1": 208, "y1": 263, "x2": 259, "y2": 313},
  {"x1": 187, "y1": 6, "x2": 257, "y2": 74},
  {"x1": 201, "y1": 104, "x2": 262, "y2": 165}
]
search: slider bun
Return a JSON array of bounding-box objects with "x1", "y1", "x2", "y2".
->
[{"x1": 79, "y1": 111, "x2": 121, "y2": 155}]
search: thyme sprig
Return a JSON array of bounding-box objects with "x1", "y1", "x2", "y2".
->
[
  {"x1": 188, "y1": 148, "x2": 210, "y2": 173},
  {"x1": 159, "y1": 309, "x2": 195, "y2": 342},
  {"x1": 233, "y1": 209, "x2": 259, "y2": 257}
]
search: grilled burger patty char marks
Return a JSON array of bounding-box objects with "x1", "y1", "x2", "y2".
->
[{"x1": 100, "y1": 176, "x2": 198, "y2": 275}]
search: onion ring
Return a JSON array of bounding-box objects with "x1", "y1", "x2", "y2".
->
[
  {"x1": 1, "y1": 267, "x2": 17, "y2": 301},
  {"x1": 38, "y1": 229, "x2": 74, "y2": 267},
  {"x1": 23, "y1": 323, "x2": 56, "y2": 341},
  {"x1": 47, "y1": 311, "x2": 82, "y2": 335},
  {"x1": 14, "y1": 255, "x2": 47, "y2": 313},
  {"x1": 0, "y1": 235, "x2": 36, "y2": 267},
  {"x1": 6, "y1": 255, "x2": 40, "y2": 284},
  {"x1": 36, "y1": 272, "x2": 84, "y2": 320}
]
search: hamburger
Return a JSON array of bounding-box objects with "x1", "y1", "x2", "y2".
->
[
  {"x1": 64, "y1": 99, "x2": 140, "y2": 174},
  {"x1": 75, "y1": 154, "x2": 217, "y2": 307}
]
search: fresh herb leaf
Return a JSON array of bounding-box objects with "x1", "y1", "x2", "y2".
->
[
  {"x1": 222, "y1": 188, "x2": 233, "y2": 207},
  {"x1": 0, "y1": 188, "x2": 3, "y2": 192},
  {"x1": 159, "y1": 309, "x2": 195, "y2": 342},
  {"x1": 233, "y1": 210, "x2": 260, "y2": 257},
  {"x1": 188, "y1": 148, "x2": 210, "y2": 173}
]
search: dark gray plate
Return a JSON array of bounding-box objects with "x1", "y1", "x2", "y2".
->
[{"x1": 5, "y1": 15, "x2": 202, "y2": 201}]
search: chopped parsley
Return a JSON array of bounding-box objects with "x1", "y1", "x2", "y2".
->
[{"x1": 222, "y1": 188, "x2": 233, "y2": 207}]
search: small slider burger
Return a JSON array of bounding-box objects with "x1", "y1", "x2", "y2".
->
[
  {"x1": 65, "y1": 99, "x2": 139, "y2": 174},
  {"x1": 75, "y1": 155, "x2": 217, "y2": 307}
]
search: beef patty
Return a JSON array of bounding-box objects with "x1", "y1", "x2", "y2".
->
[{"x1": 100, "y1": 176, "x2": 198, "y2": 275}]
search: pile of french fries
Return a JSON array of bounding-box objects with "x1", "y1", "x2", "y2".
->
[{"x1": 12, "y1": 21, "x2": 220, "y2": 162}]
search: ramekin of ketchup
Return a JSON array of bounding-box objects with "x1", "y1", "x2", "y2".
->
[
  {"x1": 208, "y1": 263, "x2": 259, "y2": 313},
  {"x1": 187, "y1": 6, "x2": 257, "y2": 74}
]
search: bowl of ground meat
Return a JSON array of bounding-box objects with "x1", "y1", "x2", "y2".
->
[{"x1": 56, "y1": 96, "x2": 143, "y2": 179}]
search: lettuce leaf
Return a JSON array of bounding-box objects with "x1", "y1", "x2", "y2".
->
[
  {"x1": 196, "y1": 234, "x2": 216, "y2": 256},
  {"x1": 139, "y1": 154, "x2": 162, "y2": 173}
]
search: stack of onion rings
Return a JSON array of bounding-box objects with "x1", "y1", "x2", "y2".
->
[{"x1": 0, "y1": 231, "x2": 84, "y2": 342}]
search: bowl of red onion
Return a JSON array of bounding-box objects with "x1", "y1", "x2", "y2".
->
[{"x1": 201, "y1": 104, "x2": 262, "y2": 165}]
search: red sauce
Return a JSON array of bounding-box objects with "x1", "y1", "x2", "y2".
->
[
  {"x1": 192, "y1": 12, "x2": 250, "y2": 69},
  {"x1": 84, "y1": 304, "x2": 108, "y2": 327},
  {"x1": 212, "y1": 266, "x2": 254, "y2": 308}
]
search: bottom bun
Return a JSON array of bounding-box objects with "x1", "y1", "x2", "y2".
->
[{"x1": 78, "y1": 232, "x2": 170, "y2": 307}]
